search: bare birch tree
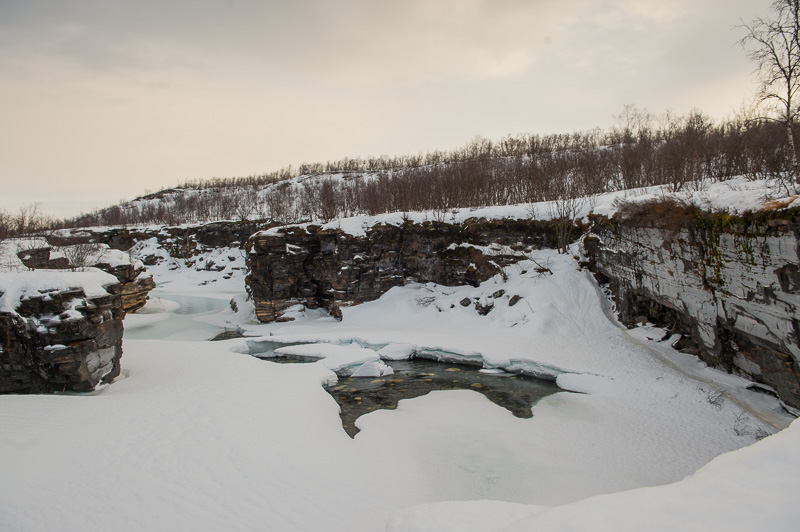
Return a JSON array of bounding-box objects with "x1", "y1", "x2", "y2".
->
[{"x1": 740, "y1": 0, "x2": 800, "y2": 188}]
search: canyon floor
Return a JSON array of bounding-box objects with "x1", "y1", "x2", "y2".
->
[{"x1": 2, "y1": 243, "x2": 798, "y2": 531}]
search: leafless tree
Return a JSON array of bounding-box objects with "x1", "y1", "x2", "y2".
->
[
  {"x1": 0, "y1": 209, "x2": 11, "y2": 242},
  {"x1": 314, "y1": 179, "x2": 342, "y2": 223},
  {"x1": 12, "y1": 203, "x2": 47, "y2": 235},
  {"x1": 546, "y1": 160, "x2": 586, "y2": 254},
  {"x1": 38, "y1": 102, "x2": 800, "y2": 231},
  {"x1": 61, "y1": 242, "x2": 102, "y2": 271},
  {"x1": 234, "y1": 187, "x2": 259, "y2": 221},
  {"x1": 266, "y1": 182, "x2": 296, "y2": 224},
  {"x1": 740, "y1": 0, "x2": 800, "y2": 188}
]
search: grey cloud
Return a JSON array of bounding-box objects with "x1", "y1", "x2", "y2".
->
[
  {"x1": 0, "y1": 0, "x2": 765, "y2": 112},
  {"x1": 1, "y1": 0, "x2": 569, "y2": 83}
]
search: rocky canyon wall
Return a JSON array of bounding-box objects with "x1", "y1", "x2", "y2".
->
[
  {"x1": 16, "y1": 244, "x2": 155, "y2": 313},
  {"x1": 245, "y1": 220, "x2": 557, "y2": 322},
  {"x1": 0, "y1": 275, "x2": 124, "y2": 393},
  {"x1": 246, "y1": 208, "x2": 800, "y2": 409},
  {"x1": 50, "y1": 221, "x2": 267, "y2": 258},
  {"x1": 583, "y1": 203, "x2": 800, "y2": 409}
]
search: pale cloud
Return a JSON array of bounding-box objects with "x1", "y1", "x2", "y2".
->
[
  {"x1": 595, "y1": 0, "x2": 687, "y2": 29},
  {"x1": 0, "y1": 0, "x2": 771, "y2": 217},
  {"x1": 1, "y1": 0, "x2": 561, "y2": 83}
]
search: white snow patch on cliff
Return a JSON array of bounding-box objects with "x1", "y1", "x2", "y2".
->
[{"x1": 0, "y1": 269, "x2": 118, "y2": 314}]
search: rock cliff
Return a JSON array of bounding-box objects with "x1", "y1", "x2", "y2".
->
[
  {"x1": 246, "y1": 219, "x2": 556, "y2": 322},
  {"x1": 17, "y1": 243, "x2": 155, "y2": 313},
  {"x1": 48, "y1": 221, "x2": 269, "y2": 288},
  {"x1": 50, "y1": 220, "x2": 268, "y2": 257},
  {"x1": 0, "y1": 272, "x2": 124, "y2": 393},
  {"x1": 583, "y1": 203, "x2": 800, "y2": 409},
  {"x1": 97, "y1": 261, "x2": 156, "y2": 313}
]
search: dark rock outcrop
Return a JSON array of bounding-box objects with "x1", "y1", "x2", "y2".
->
[
  {"x1": 16, "y1": 247, "x2": 70, "y2": 269},
  {"x1": 583, "y1": 207, "x2": 800, "y2": 409},
  {"x1": 16, "y1": 245, "x2": 156, "y2": 314},
  {"x1": 93, "y1": 261, "x2": 156, "y2": 313},
  {"x1": 50, "y1": 220, "x2": 271, "y2": 254},
  {"x1": 246, "y1": 219, "x2": 551, "y2": 323},
  {"x1": 0, "y1": 283, "x2": 124, "y2": 394}
]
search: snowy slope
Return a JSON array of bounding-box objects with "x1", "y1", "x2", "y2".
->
[
  {"x1": 497, "y1": 416, "x2": 800, "y2": 532},
  {"x1": 2, "y1": 245, "x2": 794, "y2": 531},
  {"x1": 231, "y1": 250, "x2": 791, "y2": 504},
  {"x1": 386, "y1": 415, "x2": 800, "y2": 531},
  {"x1": 1, "y1": 177, "x2": 798, "y2": 531},
  {"x1": 246, "y1": 175, "x2": 792, "y2": 238}
]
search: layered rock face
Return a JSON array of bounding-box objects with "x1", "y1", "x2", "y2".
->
[
  {"x1": 246, "y1": 220, "x2": 554, "y2": 322},
  {"x1": 93, "y1": 261, "x2": 156, "y2": 313},
  {"x1": 17, "y1": 244, "x2": 155, "y2": 313},
  {"x1": 0, "y1": 282, "x2": 124, "y2": 393},
  {"x1": 50, "y1": 221, "x2": 267, "y2": 285},
  {"x1": 584, "y1": 209, "x2": 800, "y2": 409},
  {"x1": 50, "y1": 221, "x2": 268, "y2": 258}
]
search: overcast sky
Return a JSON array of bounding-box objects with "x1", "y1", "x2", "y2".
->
[{"x1": 0, "y1": 0, "x2": 768, "y2": 218}]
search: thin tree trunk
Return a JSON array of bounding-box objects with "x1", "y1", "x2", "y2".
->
[{"x1": 786, "y1": 119, "x2": 800, "y2": 185}]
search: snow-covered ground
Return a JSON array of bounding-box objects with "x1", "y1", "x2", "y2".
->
[
  {"x1": 2, "y1": 177, "x2": 799, "y2": 531},
  {"x1": 128, "y1": 235, "x2": 249, "y2": 294},
  {"x1": 2, "y1": 244, "x2": 798, "y2": 531}
]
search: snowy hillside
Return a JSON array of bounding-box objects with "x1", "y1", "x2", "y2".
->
[
  {"x1": 56, "y1": 113, "x2": 800, "y2": 231},
  {"x1": 2, "y1": 233, "x2": 798, "y2": 531},
  {"x1": 2, "y1": 173, "x2": 800, "y2": 531}
]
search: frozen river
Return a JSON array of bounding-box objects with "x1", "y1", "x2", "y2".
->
[
  {"x1": 125, "y1": 291, "x2": 561, "y2": 437},
  {"x1": 124, "y1": 292, "x2": 231, "y2": 341}
]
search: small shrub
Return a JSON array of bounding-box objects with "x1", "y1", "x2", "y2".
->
[{"x1": 614, "y1": 197, "x2": 697, "y2": 230}]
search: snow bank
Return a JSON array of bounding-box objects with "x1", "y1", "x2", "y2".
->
[
  {"x1": 0, "y1": 238, "x2": 143, "y2": 272},
  {"x1": 492, "y1": 418, "x2": 800, "y2": 532},
  {"x1": 0, "y1": 238, "x2": 49, "y2": 272},
  {"x1": 246, "y1": 248, "x2": 792, "y2": 513},
  {"x1": 92, "y1": 245, "x2": 143, "y2": 270},
  {"x1": 2, "y1": 332, "x2": 796, "y2": 532},
  {"x1": 387, "y1": 420, "x2": 800, "y2": 532},
  {"x1": 274, "y1": 343, "x2": 393, "y2": 376},
  {"x1": 378, "y1": 343, "x2": 417, "y2": 360},
  {"x1": 4, "y1": 183, "x2": 798, "y2": 531},
  {"x1": 129, "y1": 236, "x2": 247, "y2": 292},
  {"x1": 386, "y1": 500, "x2": 546, "y2": 532}
]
